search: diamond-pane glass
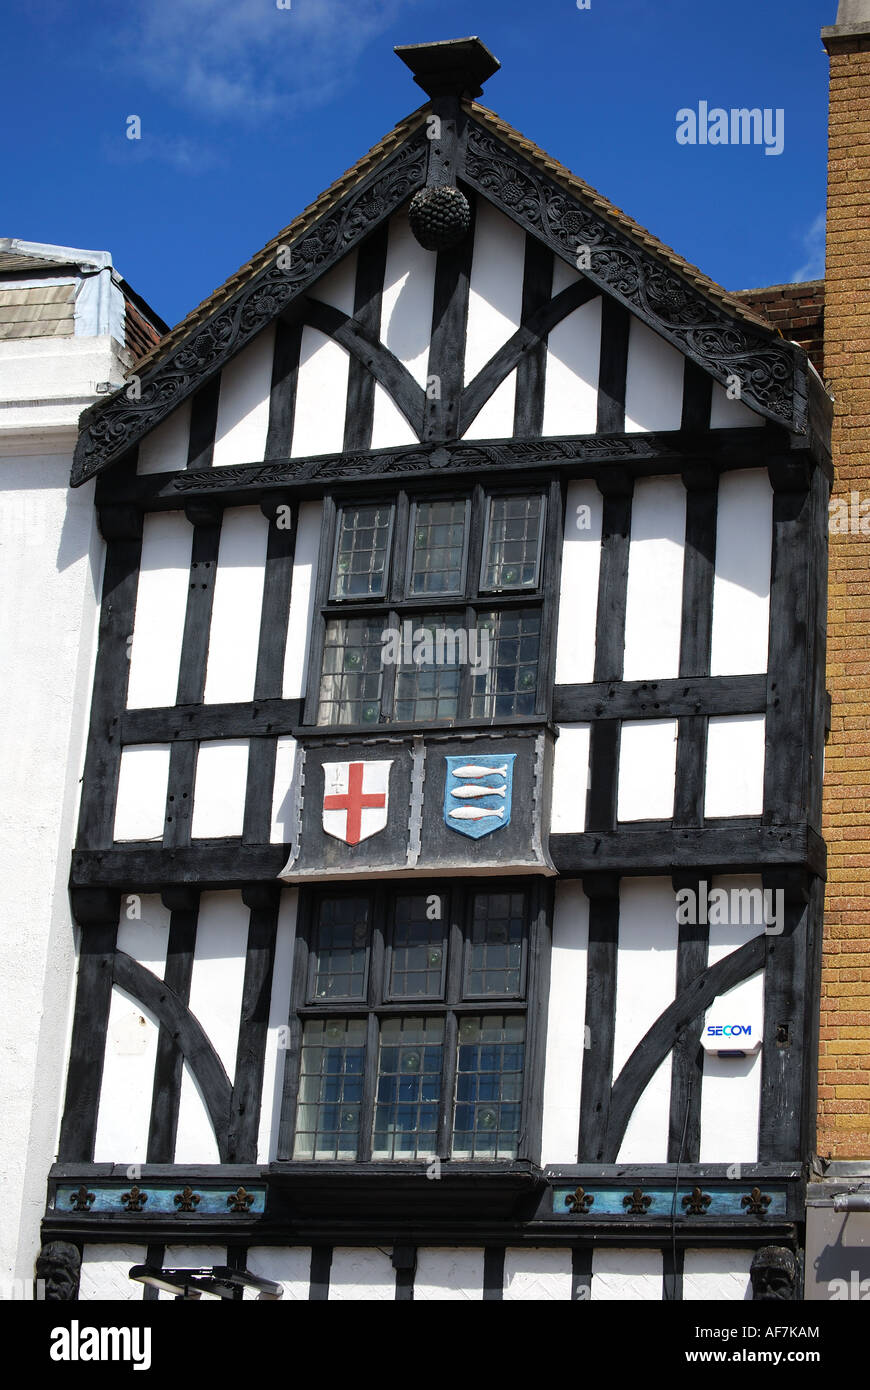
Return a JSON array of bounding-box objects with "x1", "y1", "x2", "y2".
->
[
  {"x1": 408, "y1": 499, "x2": 468, "y2": 596},
  {"x1": 332, "y1": 505, "x2": 393, "y2": 599},
  {"x1": 294, "y1": 1018, "x2": 367, "y2": 1160},
  {"x1": 372, "y1": 1016, "x2": 444, "y2": 1159},
  {"x1": 452, "y1": 1015, "x2": 525, "y2": 1159},
  {"x1": 482, "y1": 495, "x2": 544, "y2": 591},
  {"x1": 465, "y1": 892, "x2": 525, "y2": 996}
]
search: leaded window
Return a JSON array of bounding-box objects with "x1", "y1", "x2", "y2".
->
[
  {"x1": 310, "y1": 485, "x2": 553, "y2": 729},
  {"x1": 287, "y1": 882, "x2": 544, "y2": 1163}
]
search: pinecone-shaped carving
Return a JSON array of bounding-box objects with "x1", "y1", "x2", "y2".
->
[{"x1": 408, "y1": 186, "x2": 471, "y2": 251}]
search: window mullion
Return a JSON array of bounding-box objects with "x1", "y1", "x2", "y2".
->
[
  {"x1": 381, "y1": 608, "x2": 399, "y2": 721},
  {"x1": 438, "y1": 883, "x2": 466, "y2": 1158},
  {"x1": 392, "y1": 490, "x2": 410, "y2": 600}
]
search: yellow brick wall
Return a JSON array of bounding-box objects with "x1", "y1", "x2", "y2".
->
[{"x1": 820, "y1": 35, "x2": 870, "y2": 1156}]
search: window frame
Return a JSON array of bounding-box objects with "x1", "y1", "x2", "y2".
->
[
  {"x1": 303, "y1": 478, "x2": 563, "y2": 732},
  {"x1": 278, "y1": 877, "x2": 552, "y2": 1165}
]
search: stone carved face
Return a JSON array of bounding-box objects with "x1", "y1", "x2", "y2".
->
[
  {"x1": 750, "y1": 1246, "x2": 798, "y2": 1301},
  {"x1": 34, "y1": 1241, "x2": 81, "y2": 1301}
]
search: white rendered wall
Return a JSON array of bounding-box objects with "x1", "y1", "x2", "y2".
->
[
  {"x1": 541, "y1": 881, "x2": 589, "y2": 1165},
  {"x1": 137, "y1": 399, "x2": 192, "y2": 474},
  {"x1": 174, "y1": 893, "x2": 249, "y2": 1162},
  {"x1": 212, "y1": 326, "x2": 274, "y2": 468},
  {"x1": 244, "y1": 1246, "x2": 311, "y2": 1300},
  {"x1": 461, "y1": 201, "x2": 525, "y2": 438},
  {"x1": 257, "y1": 888, "x2": 298, "y2": 1161},
  {"x1": 704, "y1": 715, "x2": 766, "y2": 818},
  {"x1": 328, "y1": 1247, "x2": 395, "y2": 1300},
  {"x1": 683, "y1": 1248, "x2": 753, "y2": 1299},
  {"x1": 550, "y1": 725, "x2": 591, "y2": 833},
  {"x1": 372, "y1": 214, "x2": 434, "y2": 447},
  {"x1": 113, "y1": 744, "x2": 171, "y2": 842},
  {"x1": 0, "y1": 443, "x2": 103, "y2": 1286},
  {"x1": 617, "y1": 720, "x2": 678, "y2": 821},
  {"x1": 591, "y1": 1248, "x2": 663, "y2": 1300},
  {"x1": 291, "y1": 258, "x2": 356, "y2": 457},
  {"x1": 93, "y1": 988, "x2": 160, "y2": 1162},
  {"x1": 203, "y1": 506, "x2": 268, "y2": 705},
  {"x1": 157, "y1": 1245, "x2": 226, "y2": 1300},
  {"x1": 710, "y1": 381, "x2": 760, "y2": 428},
  {"x1": 622, "y1": 476, "x2": 686, "y2": 679},
  {"x1": 270, "y1": 737, "x2": 299, "y2": 844},
  {"x1": 282, "y1": 501, "x2": 321, "y2": 699},
  {"x1": 543, "y1": 261, "x2": 600, "y2": 436},
  {"x1": 191, "y1": 740, "x2": 249, "y2": 839},
  {"x1": 413, "y1": 1248, "x2": 484, "y2": 1300},
  {"x1": 79, "y1": 1246, "x2": 148, "y2": 1301},
  {"x1": 613, "y1": 878, "x2": 679, "y2": 1162},
  {"x1": 554, "y1": 480, "x2": 602, "y2": 684},
  {"x1": 624, "y1": 320, "x2": 684, "y2": 432},
  {"x1": 503, "y1": 1247, "x2": 572, "y2": 1300},
  {"x1": 699, "y1": 876, "x2": 765, "y2": 1163},
  {"x1": 126, "y1": 511, "x2": 192, "y2": 708},
  {"x1": 710, "y1": 470, "x2": 772, "y2": 675}
]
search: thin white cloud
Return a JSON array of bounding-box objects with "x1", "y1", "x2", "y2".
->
[
  {"x1": 792, "y1": 211, "x2": 825, "y2": 282},
  {"x1": 101, "y1": 131, "x2": 225, "y2": 174},
  {"x1": 112, "y1": 0, "x2": 422, "y2": 122}
]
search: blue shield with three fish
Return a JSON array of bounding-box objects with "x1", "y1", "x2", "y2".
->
[{"x1": 443, "y1": 754, "x2": 515, "y2": 839}]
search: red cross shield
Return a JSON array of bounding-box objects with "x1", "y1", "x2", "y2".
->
[{"x1": 322, "y1": 760, "x2": 392, "y2": 845}]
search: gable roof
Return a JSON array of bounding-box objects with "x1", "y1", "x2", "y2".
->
[{"x1": 72, "y1": 93, "x2": 819, "y2": 487}]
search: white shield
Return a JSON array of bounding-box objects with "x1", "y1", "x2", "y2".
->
[{"x1": 322, "y1": 760, "x2": 392, "y2": 845}]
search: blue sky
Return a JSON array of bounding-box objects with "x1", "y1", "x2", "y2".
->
[{"x1": 2, "y1": 0, "x2": 831, "y2": 327}]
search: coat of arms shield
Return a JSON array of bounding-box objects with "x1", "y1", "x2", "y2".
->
[
  {"x1": 322, "y1": 760, "x2": 392, "y2": 845},
  {"x1": 443, "y1": 753, "x2": 515, "y2": 839}
]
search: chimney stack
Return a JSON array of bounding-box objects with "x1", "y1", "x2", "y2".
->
[{"x1": 819, "y1": 4, "x2": 870, "y2": 1161}]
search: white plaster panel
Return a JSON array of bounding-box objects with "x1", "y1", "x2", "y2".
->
[
  {"x1": 413, "y1": 1248, "x2": 484, "y2": 1300},
  {"x1": 700, "y1": 875, "x2": 765, "y2": 1163},
  {"x1": 137, "y1": 399, "x2": 191, "y2": 474},
  {"x1": 613, "y1": 878, "x2": 678, "y2": 1162},
  {"x1": 542, "y1": 295, "x2": 601, "y2": 437},
  {"x1": 244, "y1": 1246, "x2": 311, "y2": 1300},
  {"x1": 380, "y1": 213, "x2": 436, "y2": 388},
  {"x1": 290, "y1": 328, "x2": 350, "y2": 457},
  {"x1": 622, "y1": 475, "x2": 686, "y2": 680},
  {"x1": 710, "y1": 381, "x2": 760, "y2": 428},
  {"x1": 158, "y1": 1246, "x2": 226, "y2": 1299},
  {"x1": 550, "y1": 724, "x2": 591, "y2": 833},
  {"x1": 79, "y1": 1246, "x2": 148, "y2": 1301},
  {"x1": 592, "y1": 1248, "x2": 663, "y2": 1300},
  {"x1": 126, "y1": 511, "x2": 192, "y2": 709},
  {"x1": 185, "y1": 891, "x2": 249, "y2": 1078},
  {"x1": 554, "y1": 480, "x2": 602, "y2": 684},
  {"x1": 113, "y1": 744, "x2": 170, "y2": 842},
  {"x1": 328, "y1": 1247, "x2": 395, "y2": 1300},
  {"x1": 683, "y1": 1248, "x2": 753, "y2": 1300},
  {"x1": 116, "y1": 898, "x2": 170, "y2": 978},
  {"x1": 710, "y1": 469, "x2": 772, "y2": 675},
  {"x1": 625, "y1": 319, "x2": 685, "y2": 432},
  {"x1": 541, "y1": 881, "x2": 589, "y2": 1165},
  {"x1": 462, "y1": 370, "x2": 517, "y2": 440},
  {"x1": 257, "y1": 888, "x2": 298, "y2": 1162},
  {"x1": 270, "y1": 736, "x2": 298, "y2": 845},
  {"x1": 617, "y1": 720, "x2": 678, "y2": 822},
  {"x1": 504, "y1": 1247, "x2": 573, "y2": 1300},
  {"x1": 191, "y1": 739, "x2": 249, "y2": 839},
  {"x1": 371, "y1": 384, "x2": 418, "y2": 448},
  {"x1": 174, "y1": 1062, "x2": 221, "y2": 1164},
  {"x1": 311, "y1": 254, "x2": 358, "y2": 316},
  {"x1": 282, "y1": 500, "x2": 322, "y2": 699},
  {"x1": 93, "y1": 987, "x2": 160, "y2": 1163},
  {"x1": 202, "y1": 506, "x2": 268, "y2": 705},
  {"x1": 212, "y1": 325, "x2": 275, "y2": 468},
  {"x1": 464, "y1": 200, "x2": 526, "y2": 383},
  {"x1": 704, "y1": 715, "x2": 766, "y2": 818}
]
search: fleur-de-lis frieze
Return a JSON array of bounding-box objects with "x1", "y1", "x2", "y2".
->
[
  {"x1": 565, "y1": 1186, "x2": 594, "y2": 1215},
  {"x1": 681, "y1": 1186, "x2": 712, "y2": 1216},
  {"x1": 227, "y1": 1186, "x2": 255, "y2": 1214},
  {"x1": 120, "y1": 1185, "x2": 148, "y2": 1213},
  {"x1": 741, "y1": 1187, "x2": 772, "y2": 1217},
  {"x1": 623, "y1": 1187, "x2": 652, "y2": 1215},
  {"x1": 70, "y1": 1185, "x2": 95, "y2": 1212},
  {"x1": 173, "y1": 1186, "x2": 201, "y2": 1213}
]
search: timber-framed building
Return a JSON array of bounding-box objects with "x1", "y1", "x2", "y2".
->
[{"x1": 35, "y1": 38, "x2": 834, "y2": 1300}]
